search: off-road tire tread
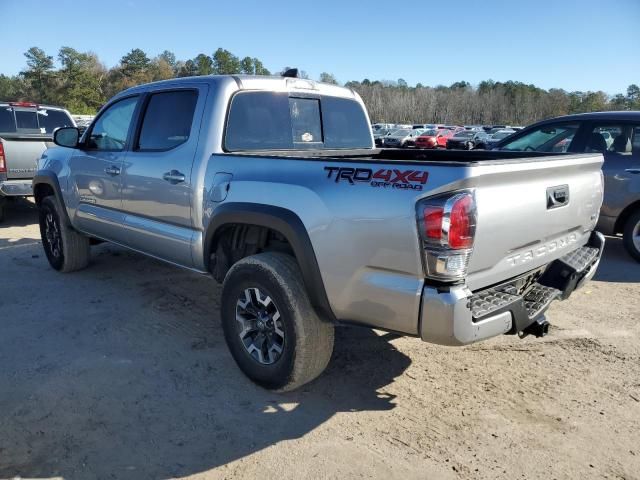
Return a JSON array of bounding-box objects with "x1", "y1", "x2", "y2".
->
[
  {"x1": 222, "y1": 252, "x2": 334, "y2": 392},
  {"x1": 41, "y1": 196, "x2": 90, "y2": 272}
]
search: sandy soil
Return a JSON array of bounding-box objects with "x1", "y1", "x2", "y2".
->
[{"x1": 1, "y1": 198, "x2": 639, "y2": 480}]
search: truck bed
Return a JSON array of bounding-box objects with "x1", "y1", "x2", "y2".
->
[{"x1": 222, "y1": 148, "x2": 580, "y2": 166}]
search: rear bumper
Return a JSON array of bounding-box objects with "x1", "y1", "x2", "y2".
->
[
  {"x1": 419, "y1": 231, "x2": 605, "y2": 346},
  {"x1": 0, "y1": 179, "x2": 33, "y2": 197}
]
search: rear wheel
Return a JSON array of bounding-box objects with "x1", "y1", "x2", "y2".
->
[
  {"x1": 221, "y1": 252, "x2": 334, "y2": 391},
  {"x1": 38, "y1": 196, "x2": 90, "y2": 272},
  {"x1": 623, "y1": 210, "x2": 640, "y2": 262}
]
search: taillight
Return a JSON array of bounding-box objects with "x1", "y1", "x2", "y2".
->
[
  {"x1": 417, "y1": 191, "x2": 477, "y2": 281},
  {"x1": 448, "y1": 194, "x2": 474, "y2": 249},
  {"x1": 423, "y1": 205, "x2": 443, "y2": 239},
  {"x1": 0, "y1": 142, "x2": 6, "y2": 174}
]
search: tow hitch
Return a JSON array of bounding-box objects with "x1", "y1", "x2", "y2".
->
[{"x1": 519, "y1": 316, "x2": 550, "y2": 338}]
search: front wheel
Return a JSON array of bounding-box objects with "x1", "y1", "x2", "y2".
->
[
  {"x1": 38, "y1": 196, "x2": 90, "y2": 272},
  {"x1": 623, "y1": 210, "x2": 640, "y2": 262},
  {"x1": 221, "y1": 252, "x2": 334, "y2": 391}
]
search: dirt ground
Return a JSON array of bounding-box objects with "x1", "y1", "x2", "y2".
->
[{"x1": 1, "y1": 198, "x2": 639, "y2": 480}]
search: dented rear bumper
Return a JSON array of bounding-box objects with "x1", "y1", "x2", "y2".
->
[{"x1": 419, "y1": 231, "x2": 604, "y2": 346}]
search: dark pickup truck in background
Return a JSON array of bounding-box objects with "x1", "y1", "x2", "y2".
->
[{"x1": 0, "y1": 101, "x2": 75, "y2": 221}]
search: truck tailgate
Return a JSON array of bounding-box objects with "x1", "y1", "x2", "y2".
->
[
  {"x1": 0, "y1": 136, "x2": 51, "y2": 179},
  {"x1": 465, "y1": 154, "x2": 604, "y2": 291}
]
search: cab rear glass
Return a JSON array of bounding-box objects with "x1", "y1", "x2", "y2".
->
[
  {"x1": 0, "y1": 106, "x2": 74, "y2": 135},
  {"x1": 224, "y1": 91, "x2": 372, "y2": 151}
]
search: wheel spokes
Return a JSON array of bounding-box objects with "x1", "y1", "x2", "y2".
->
[{"x1": 235, "y1": 287, "x2": 285, "y2": 365}]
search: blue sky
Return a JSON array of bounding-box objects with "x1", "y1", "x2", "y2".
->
[{"x1": 1, "y1": 0, "x2": 638, "y2": 94}]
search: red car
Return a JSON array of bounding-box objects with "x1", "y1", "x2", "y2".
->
[{"x1": 415, "y1": 129, "x2": 453, "y2": 149}]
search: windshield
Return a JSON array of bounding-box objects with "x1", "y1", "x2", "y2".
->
[
  {"x1": 492, "y1": 131, "x2": 513, "y2": 140},
  {"x1": 421, "y1": 129, "x2": 437, "y2": 136},
  {"x1": 499, "y1": 123, "x2": 579, "y2": 152},
  {"x1": 455, "y1": 131, "x2": 474, "y2": 138},
  {"x1": 390, "y1": 129, "x2": 411, "y2": 136}
]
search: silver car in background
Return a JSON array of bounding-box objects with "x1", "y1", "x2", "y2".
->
[
  {"x1": 495, "y1": 111, "x2": 640, "y2": 261},
  {"x1": 382, "y1": 128, "x2": 424, "y2": 147}
]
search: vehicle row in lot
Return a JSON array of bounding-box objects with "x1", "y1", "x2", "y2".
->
[{"x1": 373, "y1": 122, "x2": 522, "y2": 150}]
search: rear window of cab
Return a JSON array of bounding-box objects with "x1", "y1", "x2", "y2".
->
[{"x1": 224, "y1": 91, "x2": 372, "y2": 151}]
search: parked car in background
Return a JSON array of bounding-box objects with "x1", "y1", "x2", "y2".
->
[
  {"x1": 494, "y1": 111, "x2": 640, "y2": 261},
  {"x1": 373, "y1": 128, "x2": 392, "y2": 147},
  {"x1": 382, "y1": 128, "x2": 424, "y2": 148},
  {"x1": 446, "y1": 130, "x2": 490, "y2": 150},
  {"x1": 0, "y1": 101, "x2": 75, "y2": 221},
  {"x1": 415, "y1": 128, "x2": 453, "y2": 149},
  {"x1": 485, "y1": 129, "x2": 516, "y2": 149}
]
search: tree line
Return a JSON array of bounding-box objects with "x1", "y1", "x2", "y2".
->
[{"x1": 0, "y1": 46, "x2": 638, "y2": 125}]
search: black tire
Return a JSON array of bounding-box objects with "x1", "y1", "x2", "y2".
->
[
  {"x1": 221, "y1": 252, "x2": 334, "y2": 392},
  {"x1": 38, "y1": 196, "x2": 90, "y2": 272},
  {"x1": 0, "y1": 202, "x2": 4, "y2": 223},
  {"x1": 622, "y1": 210, "x2": 640, "y2": 262}
]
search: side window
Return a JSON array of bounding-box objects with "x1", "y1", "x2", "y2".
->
[
  {"x1": 499, "y1": 123, "x2": 579, "y2": 153},
  {"x1": 36, "y1": 109, "x2": 74, "y2": 134},
  {"x1": 633, "y1": 126, "x2": 640, "y2": 151},
  {"x1": 87, "y1": 96, "x2": 138, "y2": 151},
  {"x1": 137, "y1": 90, "x2": 198, "y2": 151},
  {"x1": 587, "y1": 124, "x2": 637, "y2": 155}
]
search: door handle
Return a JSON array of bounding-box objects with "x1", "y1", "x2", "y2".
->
[
  {"x1": 104, "y1": 165, "x2": 120, "y2": 176},
  {"x1": 163, "y1": 170, "x2": 186, "y2": 184},
  {"x1": 625, "y1": 168, "x2": 640, "y2": 175}
]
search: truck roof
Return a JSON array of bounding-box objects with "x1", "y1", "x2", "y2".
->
[{"x1": 117, "y1": 74, "x2": 360, "y2": 100}]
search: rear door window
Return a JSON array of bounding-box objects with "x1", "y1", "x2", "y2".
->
[
  {"x1": 585, "y1": 123, "x2": 640, "y2": 155},
  {"x1": 137, "y1": 90, "x2": 198, "y2": 150},
  {"x1": 225, "y1": 91, "x2": 372, "y2": 151},
  {"x1": 499, "y1": 123, "x2": 579, "y2": 153},
  {"x1": 15, "y1": 110, "x2": 39, "y2": 130}
]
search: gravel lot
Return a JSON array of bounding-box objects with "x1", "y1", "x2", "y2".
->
[{"x1": 1, "y1": 198, "x2": 639, "y2": 480}]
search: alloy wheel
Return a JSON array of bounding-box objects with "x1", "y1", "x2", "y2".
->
[
  {"x1": 44, "y1": 212, "x2": 62, "y2": 258},
  {"x1": 236, "y1": 288, "x2": 285, "y2": 365}
]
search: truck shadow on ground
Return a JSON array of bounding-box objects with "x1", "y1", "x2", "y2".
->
[
  {"x1": 593, "y1": 236, "x2": 640, "y2": 283},
  {"x1": 0, "y1": 245, "x2": 412, "y2": 479}
]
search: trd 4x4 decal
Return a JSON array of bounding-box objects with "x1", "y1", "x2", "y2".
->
[{"x1": 324, "y1": 166, "x2": 428, "y2": 191}]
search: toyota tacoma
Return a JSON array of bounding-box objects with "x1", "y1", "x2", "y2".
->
[{"x1": 33, "y1": 73, "x2": 605, "y2": 391}]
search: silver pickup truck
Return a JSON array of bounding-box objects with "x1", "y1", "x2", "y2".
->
[
  {"x1": 33, "y1": 74, "x2": 605, "y2": 391},
  {"x1": 0, "y1": 101, "x2": 75, "y2": 221}
]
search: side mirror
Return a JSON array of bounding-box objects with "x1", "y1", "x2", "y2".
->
[{"x1": 53, "y1": 127, "x2": 80, "y2": 148}]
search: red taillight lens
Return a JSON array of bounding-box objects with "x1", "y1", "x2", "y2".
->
[
  {"x1": 0, "y1": 142, "x2": 6, "y2": 173},
  {"x1": 419, "y1": 192, "x2": 476, "y2": 250},
  {"x1": 423, "y1": 205, "x2": 443, "y2": 239},
  {"x1": 448, "y1": 195, "x2": 474, "y2": 249}
]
